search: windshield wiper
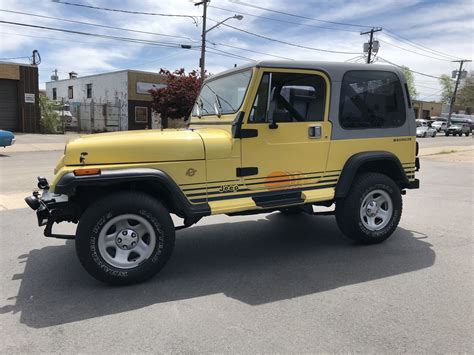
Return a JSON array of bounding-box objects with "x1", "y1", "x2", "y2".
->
[{"x1": 213, "y1": 94, "x2": 222, "y2": 117}]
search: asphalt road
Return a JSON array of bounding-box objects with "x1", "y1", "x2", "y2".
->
[{"x1": 0, "y1": 137, "x2": 473, "y2": 353}]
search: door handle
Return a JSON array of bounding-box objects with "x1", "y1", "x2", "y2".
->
[{"x1": 308, "y1": 125, "x2": 321, "y2": 139}]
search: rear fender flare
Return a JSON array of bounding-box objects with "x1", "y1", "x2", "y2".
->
[{"x1": 335, "y1": 151, "x2": 409, "y2": 199}]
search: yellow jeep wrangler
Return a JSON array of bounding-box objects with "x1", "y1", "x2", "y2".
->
[{"x1": 26, "y1": 61, "x2": 419, "y2": 285}]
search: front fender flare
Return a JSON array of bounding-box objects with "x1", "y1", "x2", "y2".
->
[{"x1": 54, "y1": 168, "x2": 210, "y2": 219}]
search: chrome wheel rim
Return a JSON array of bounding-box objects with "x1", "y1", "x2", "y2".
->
[
  {"x1": 98, "y1": 214, "x2": 156, "y2": 269},
  {"x1": 359, "y1": 189, "x2": 393, "y2": 231}
]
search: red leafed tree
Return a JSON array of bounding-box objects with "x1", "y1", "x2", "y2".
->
[{"x1": 149, "y1": 68, "x2": 201, "y2": 128}]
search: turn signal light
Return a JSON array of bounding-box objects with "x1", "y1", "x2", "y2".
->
[{"x1": 73, "y1": 168, "x2": 101, "y2": 176}]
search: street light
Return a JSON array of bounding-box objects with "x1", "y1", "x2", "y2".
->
[
  {"x1": 197, "y1": 4, "x2": 243, "y2": 81},
  {"x1": 205, "y1": 15, "x2": 243, "y2": 33}
]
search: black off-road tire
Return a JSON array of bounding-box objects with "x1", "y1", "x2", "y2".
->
[
  {"x1": 335, "y1": 172, "x2": 402, "y2": 244},
  {"x1": 76, "y1": 191, "x2": 175, "y2": 285}
]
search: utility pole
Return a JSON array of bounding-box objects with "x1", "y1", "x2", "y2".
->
[
  {"x1": 447, "y1": 59, "x2": 471, "y2": 126},
  {"x1": 361, "y1": 27, "x2": 382, "y2": 64},
  {"x1": 195, "y1": 0, "x2": 209, "y2": 82}
]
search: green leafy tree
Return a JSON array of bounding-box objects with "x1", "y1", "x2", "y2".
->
[
  {"x1": 39, "y1": 94, "x2": 61, "y2": 133},
  {"x1": 400, "y1": 66, "x2": 418, "y2": 99},
  {"x1": 456, "y1": 72, "x2": 474, "y2": 110},
  {"x1": 438, "y1": 74, "x2": 454, "y2": 104}
]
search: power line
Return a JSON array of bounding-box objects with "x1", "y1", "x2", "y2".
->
[
  {"x1": 207, "y1": 41, "x2": 294, "y2": 60},
  {"x1": 416, "y1": 83, "x2": 441, "y2": 90},
  {"x1": 377, "y1": 57, "x2": 443, "y2": 80},
  {"x1": 206, "y1": 47, "x2": 255, "y2": 62},
  {"x1": 208, "y1": 4, "x2": 360, "y2": 33},
  {"x1": 418, "y1": 88, "x2": 443, "y2": 100},
  {"x1": 0, "y1": 9, "x2": 196, "y2": 41},
  {"x1": 212, "y1": 19, "x2": 362, "y2": 55},
  {"x1": 225, "y1": 0, "x2": 464, "y2": 63},
  {"x1": 383, "y1": 29, "x2": 461, "y2": 61},
  {"x1": 0, "y1": 31, "x2": 172, "y2": 48},
  {"x1": 378, "y1": 38, "x2": 452, "y2": 62},
  {"x1": 0, "y1": 21, "x2": 195, "y2": 49},
  {"x1": 51, "y1": 0, "x2": 199, "y2": 23},
  {"x1": 0, "y1": 55, "x2": 30, "y2": 61},
  {"x1": 226, "y1": 0, "x2": 372, "y2": 29}
]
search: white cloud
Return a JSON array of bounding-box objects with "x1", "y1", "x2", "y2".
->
[{"x1": 0, "y1": 0, "x2": 472, "y2": 98}]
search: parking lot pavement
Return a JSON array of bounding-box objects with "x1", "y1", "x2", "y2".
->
[
  {"x1": 4, "y1": 132, "x2": 80, "y2": 153},
  {"x1": 0, "y1": 147, "x2": 472, "y2": 352}
]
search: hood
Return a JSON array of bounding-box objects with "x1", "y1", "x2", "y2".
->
[{"x1": 64, "y1": 129, "x2": 205, "y2": 166}]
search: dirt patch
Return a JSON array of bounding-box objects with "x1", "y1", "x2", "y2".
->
[{"x1": 423, "y1": 149, "x2": 474, "y2": 163}]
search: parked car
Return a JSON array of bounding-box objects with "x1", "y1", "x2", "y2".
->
[
  {"x1": 445, "y1": 123, "x2": 471, "y2": 136},
  {"x1": 53, "y1": 109, "x2": 78, "y2": 129},
  {"x1": 416, "y1": 119, "x2": 437, "y2": 137},
  {"x1": 431, "y1": 120, "x2": 447, "y2": 132},
  {"x1": 25, "y1": 61, "x2": 420, "y2": 285},
  {"x1": 0, "y1": 130, "x2": 15, "y2": 147}
]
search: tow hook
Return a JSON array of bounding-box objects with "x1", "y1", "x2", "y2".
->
[{"x1": 25, "y1": 191, "x2": 41, "y2": 210}]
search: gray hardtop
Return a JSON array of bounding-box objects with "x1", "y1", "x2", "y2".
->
[{"x1": 208, "y1": 60, "x2": 404, "y2": 82}]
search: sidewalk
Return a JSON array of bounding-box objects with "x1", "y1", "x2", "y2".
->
[
  {"x1": 5, "y1": 132, "x2": 81, "y2": 152},
  {"x1": 3, "y1": 133, "x2": 473, "y2": 156}
]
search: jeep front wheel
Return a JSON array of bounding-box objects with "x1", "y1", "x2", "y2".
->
[
  {"x1": 76, "y1": 191, "x2": 175, "y2": 285},
  {"x1": 336, "y1": 173, "x2": 402, "y2": 244}
]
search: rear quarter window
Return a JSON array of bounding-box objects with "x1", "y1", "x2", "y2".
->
[{"x1": 339, "y1": 70, "x2": 406, "y2": 129}]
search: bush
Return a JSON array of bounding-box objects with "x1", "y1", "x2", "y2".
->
[
  {"x1": 149, "y1": 68, "x2": 201, "y2": 128},
  {"x1": 39, "y1": 94, "x2": 61, "y2": 133}
]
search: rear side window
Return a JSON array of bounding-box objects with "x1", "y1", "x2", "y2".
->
[{"x1": 339, "y1": 70, "x2": 406, "y2": 129}]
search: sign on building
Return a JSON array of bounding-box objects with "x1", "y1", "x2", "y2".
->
[
  {"x1": 25, "y1": 93, "x2": 35, "y2": 103},
  {"x1": 136, "y1": 82, "x2": 166, "y2": 95}
]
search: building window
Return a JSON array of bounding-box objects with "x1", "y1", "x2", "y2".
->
[
  {"x1": 135, "y1": 107, "x2": 148, "y2": 123},
  {"x1": 68, "y1": 86, "x2": 74, "y2": 99},
  {"x1": 86, "y1": 83, "x2": 92, "y2": 99},
  {"x1": 339, "y1": 70, "x2": 406, "y2": 129},
  {"x1": 52, "y1": 88, "x2": 57, "y2": 100}
]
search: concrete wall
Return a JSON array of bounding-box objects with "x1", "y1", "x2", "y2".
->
[
  {"x1": 0, "y1": 63, "x2": 20, "y2": 80},
  {"x1": 413, "y1": 100, "x2": 443, "y2": 119},
  {"x1": 46, "y1": 71, "x2": 128, "y2": 131}
]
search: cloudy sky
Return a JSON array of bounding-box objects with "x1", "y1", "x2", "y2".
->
[{"x1": 1, "y1": 0, "x2": 472, "y2": 100}]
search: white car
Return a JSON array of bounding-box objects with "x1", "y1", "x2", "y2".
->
[
  {"x1": 53, "y1": 110, "x2": 78, "y2": 128},
  {"x1": 416, "y1": 119, "x2": 437, "y2": 137},
  {"x1": 431, "y1": 120, "x2": 447, "y2": 132}
]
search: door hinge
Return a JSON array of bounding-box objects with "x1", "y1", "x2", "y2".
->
[{"x1": 236, "y1": 167, "x2": 258, "y2": 177}]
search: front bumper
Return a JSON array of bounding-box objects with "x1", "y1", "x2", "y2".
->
[{"x1": 25, "y1": 177, "x2": 80, "y2": 239}]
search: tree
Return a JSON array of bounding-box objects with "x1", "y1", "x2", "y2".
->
[
  {"x1": 149, "y1": 68, "x2": 201, "y2": 128},
  {"x1": 456, "y1": 72, "x2": 474, "y2": 110},
  {"x1": 400, "y1": 66, "x2": 418, "y2": 100},
  {"x1": 438, "y1": 74, "x2": 454, "y2": 104}
]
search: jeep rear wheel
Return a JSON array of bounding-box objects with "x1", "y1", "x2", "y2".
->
[
  {"x1": 336, "y1": 173, "x2": 402, "y2": 244},
  {"x1": 76, "y1": 191, "x2": 175, "y2": 285}
]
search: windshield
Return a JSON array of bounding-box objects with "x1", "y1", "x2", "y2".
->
[{"x1": 192, "y1": 69, "x2": 252, "y2": 117}]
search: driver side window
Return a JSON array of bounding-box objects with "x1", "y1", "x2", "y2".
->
[{"x1": 249, "y1": 72, "x2": 326, "y2": 123}]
